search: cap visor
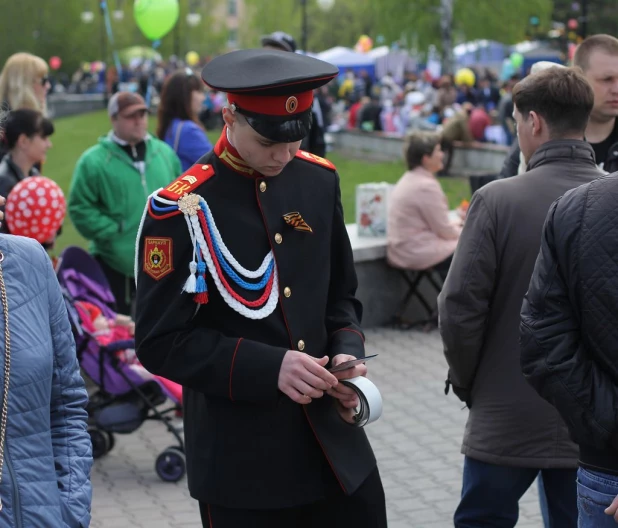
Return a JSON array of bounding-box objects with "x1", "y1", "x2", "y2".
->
[
  {"x1": 119, "y1": 104, "x2": 149, "y2": 117},
  {"x1": 243, "y1": 110, "x2": 312, "y2": 143}
]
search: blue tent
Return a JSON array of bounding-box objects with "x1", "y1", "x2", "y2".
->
[{"x1": 316, "y1": 47, "x2": 376, "y2": 79}]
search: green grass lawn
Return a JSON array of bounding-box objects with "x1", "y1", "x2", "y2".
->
[{"x1": 44, "y1": 110, "x2": 470, "y2": 253}]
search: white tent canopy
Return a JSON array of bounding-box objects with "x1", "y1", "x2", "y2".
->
[
  {"x1": 368, "y1": 46, "x2": 389, "y2": 60},
  {"x1": 316, "y1": 46, "x2": 375, "y2": 67}
]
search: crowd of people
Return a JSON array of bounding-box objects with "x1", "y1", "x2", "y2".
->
[{"x1": 0, "y1": 28, "x2": 616, "y2": 528}]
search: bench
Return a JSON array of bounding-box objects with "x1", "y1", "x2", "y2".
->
[{"x1": 347, "y1": 224, "x2": 445, "y2": 328}]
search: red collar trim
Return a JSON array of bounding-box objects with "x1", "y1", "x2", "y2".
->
[{"x1": 214, "y1": 127, "x2": 259, "y2": 178}]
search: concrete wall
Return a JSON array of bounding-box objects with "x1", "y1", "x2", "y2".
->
[
  {"x1": 47, "y1": 94, "x2": 107, "y2": 119},
  {"x1": 332, "y1": 129, "x2": 508, "y2": 175}
]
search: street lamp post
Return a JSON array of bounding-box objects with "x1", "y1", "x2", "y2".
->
[
  {"x1": 581, "y1": 0, "x2": 588, "y2": 39},
  {"x1": 300, "y1": 0, "x2": 308, "y2": 53},
  {"x1": 301, "y1": 0, "x2": 335, "y2": 53}
]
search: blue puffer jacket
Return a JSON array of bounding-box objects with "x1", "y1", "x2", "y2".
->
[{"x1": 0, "y1": 235, "x2": 92, "y2": 527}]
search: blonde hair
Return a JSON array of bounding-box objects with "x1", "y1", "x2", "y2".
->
[{"x1": 0, "y1": 53, "x2": 48, "y2": 114}]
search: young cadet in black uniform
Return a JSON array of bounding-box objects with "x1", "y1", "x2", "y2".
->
[{"x1": 134, "y1": 49, "x2": 386, "y2": 528}]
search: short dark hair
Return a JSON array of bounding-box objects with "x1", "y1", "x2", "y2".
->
[
  {"x1": 403, "y1": 131, "x2": 441, "y2": 170},
  {"x1": 574, "y1": 34, "x2": 618, "y2": 71},
  {"x1": 512, "y1": 67, "x2": 594, "y2": 137},
  {"x1": 156, "y1": 69, "x2": 204, "y2": 140},
  {"x1": 3, "y1": 108, "x2": 54, "y2": 149}
]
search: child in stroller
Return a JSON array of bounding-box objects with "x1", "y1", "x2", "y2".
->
[{"x1": 57, "y1": 246, "x2": 187, "y2": 483}]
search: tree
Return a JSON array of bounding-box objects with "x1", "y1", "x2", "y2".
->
[
  {"x1": 0, "y1": 0, "x2": 228, "y2": 78},
  {"x1": 552, "y1": 0, "x2": 618, "y2": 38},
  {"x1": 242, "y1": 0, "x2": 554, "y2": 57}
]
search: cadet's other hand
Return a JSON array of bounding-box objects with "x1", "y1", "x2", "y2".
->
[
  {"x1": 278, "y1": 352, "x2": 339, "y2": 405},
  {"x1": 0, "y1": 195, "x2": 5, "y2": 224},
  {"x1": 605, "y1": 494, "x2": 618, "y2": 522},
  {"x1": 330, "y1": 354, "x2": 368, "y2": 380},
  {"x1": 326, "y1": 354, "x2": 365, "y2": 409}
]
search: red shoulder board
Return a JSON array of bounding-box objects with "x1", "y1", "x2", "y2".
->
[
  {"x1": 295, "y1": 150, "x2": 337, "y2": 171},
  {"x1": 158, "y1": 163, "x2": 216, "y2": 201}
]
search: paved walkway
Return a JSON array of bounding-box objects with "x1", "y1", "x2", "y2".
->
[{"x1": 91, "y1": 328, "x2": 544, "y2": 527}]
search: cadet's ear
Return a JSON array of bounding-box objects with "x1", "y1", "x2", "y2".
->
[{"x1": 222, "y1": 106, "x2": 235, "y2": 128}]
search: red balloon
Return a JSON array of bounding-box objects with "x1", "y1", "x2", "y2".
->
[
  {"x1": 49, "y1": 56, "x2": 62, "y2": 70},
  {"x1": 5, "y1": 177, "x2": 66, "y2": 244},
  {"x1": 567, "y1": 18, "x2": 578, "y2": 30}
]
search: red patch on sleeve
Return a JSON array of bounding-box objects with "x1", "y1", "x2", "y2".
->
[
  {"x1": 158, "y1": 163, "x2": 215, "y2": 201},
  {"x1": 143, "y1": 237, "x2": 174, "y2": 280},
  {"x1": 295, "y1": 150, "x2": 337, "y2": 171}
]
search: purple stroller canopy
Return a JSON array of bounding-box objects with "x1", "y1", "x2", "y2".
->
[{"x1": 57, "y1": 246, "x2": 117, "y2": 320}]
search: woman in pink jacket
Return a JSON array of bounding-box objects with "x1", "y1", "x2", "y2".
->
[{"x1": 387, "y1": 131, "x2": 462, "y2": 279}]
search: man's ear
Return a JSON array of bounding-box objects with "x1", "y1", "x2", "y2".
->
[{"x1": 530, "y1": 110, "x2": 542, "y2": 137}]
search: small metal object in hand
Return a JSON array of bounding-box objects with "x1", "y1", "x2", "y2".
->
[{"x1": 328, "y1": 354, "x2": 378, "y2": 373}]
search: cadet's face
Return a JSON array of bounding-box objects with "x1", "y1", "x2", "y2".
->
[{"x1": 227, "y1": 112, "x2": 301, "y2": 177}]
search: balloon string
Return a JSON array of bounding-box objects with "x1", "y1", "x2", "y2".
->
[{"x1": 100, "y1": 1, "x2": 123, "y2": 76}]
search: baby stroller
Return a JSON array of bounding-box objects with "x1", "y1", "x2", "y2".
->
[{"x1": 56, "y1": 246, "x2": 186, "y2": 482}]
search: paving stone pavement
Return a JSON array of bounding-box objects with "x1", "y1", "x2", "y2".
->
[{"x1": 91, "y1": 328, "x2": 544, "y2": 528}]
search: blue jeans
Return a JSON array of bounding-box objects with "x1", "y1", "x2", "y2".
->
[
  {"x1": 577, "y1": 468, "x2": 618, "y2": 527},
  {"x1": 455, "y1": 457, "x2": 578, "y2": 527}
]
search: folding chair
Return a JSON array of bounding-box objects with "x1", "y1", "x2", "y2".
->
[{"x1": 391, "y1": 268, "x2": 444, "y2": 330}]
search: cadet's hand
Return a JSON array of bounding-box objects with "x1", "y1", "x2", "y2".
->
[
  {"x1": 278, "y1": 352, "x2": 339, "y2": 405},
  {"x1": 327, "y1": 354, "x2": 366, "y2": 413},
  {"x1": 605, "y1": 494, "x2": 618, "y2": 522},
  {"x1": 0, "y1": 195, "x2": 5, "y2": 225}
]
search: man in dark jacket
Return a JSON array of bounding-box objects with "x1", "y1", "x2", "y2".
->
[
  {"x1": 135, "y1": 50, "x2": 385, "y2": 527},
  {"x1": 520, "y1": 77, "x2": 618, "y2": 526},
  {"x1": 521, "y1": 177, "x2": 618, "y2": 528},
  {"x1": 438, "y1": 67, "x2": 602, "y2": 527}
]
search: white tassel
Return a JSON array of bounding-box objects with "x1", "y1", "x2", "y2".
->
[{"x1": 183, "y1": 261, "x2": 198, "y2": 293}]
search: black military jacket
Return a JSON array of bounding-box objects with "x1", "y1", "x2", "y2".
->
[{"x1": 135, "y1": 134, "x2": 376, "y2": 509}]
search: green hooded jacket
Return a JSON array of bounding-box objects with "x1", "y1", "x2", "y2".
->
[{"x1": 68, "y1": 133, "x2": 182, "y2": 277}]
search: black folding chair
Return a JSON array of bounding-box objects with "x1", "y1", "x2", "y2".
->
[{"x1": 391, "y1": 268, "x2": 444, "y2": 331}]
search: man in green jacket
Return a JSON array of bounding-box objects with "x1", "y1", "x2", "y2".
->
[{"x1": 69, "y1": 92, "x2": 182, "y2": 315}]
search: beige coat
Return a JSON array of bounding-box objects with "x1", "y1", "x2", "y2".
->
[{"x1": 387, "y1": 167, "x2": 461, "y2": 270}]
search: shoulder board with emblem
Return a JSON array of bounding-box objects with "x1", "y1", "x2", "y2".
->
[
  {"x1": 158, "y1": 163, "x2": 216, "y2": 201},
  {"x1": 295, "y1": 150, "x2": 337, "y2": 172}
]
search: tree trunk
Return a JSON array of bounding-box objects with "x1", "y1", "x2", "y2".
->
[{"x1": 440, "y1": 0, "x2": 454, "y2": 75}]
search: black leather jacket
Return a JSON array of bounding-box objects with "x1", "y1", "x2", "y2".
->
[{"x1": 521, "y1": 173, "x2": 618, "y2": 474}]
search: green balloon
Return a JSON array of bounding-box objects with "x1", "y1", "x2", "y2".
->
[
  {"x1": 510, "y1": 52, "x2": 524, "y2": 69},
  {"x1": 134, "y1": 0, "x2": 180, "y2": 41}
]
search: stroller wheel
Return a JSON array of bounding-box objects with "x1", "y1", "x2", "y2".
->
[
  {"x1": 155, "y1": 447, "x2": 186, "y2": 482},
  {"x1": 104, "y1": 431, "x2": 116, "y2": 453},
  {"x1": 89, "y1": 428, "x2": 109, "y2": 459}
]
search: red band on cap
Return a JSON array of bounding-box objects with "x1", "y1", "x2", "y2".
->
[{"x1": 228, "y1": 90, "x2": 313, "y2": 117}]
